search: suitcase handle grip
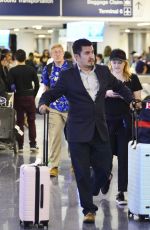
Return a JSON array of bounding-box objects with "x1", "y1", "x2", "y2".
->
[{"x1": 40, "y1": 184, "x2": 44, "y2": 208}]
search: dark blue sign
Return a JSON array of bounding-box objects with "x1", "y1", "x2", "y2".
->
[
  {"x1": 0, "y1": 0, "x2": 60, "y2": 16},
  {"x1": 63, "y1": 0, "x2": 133, "y2": 17}
]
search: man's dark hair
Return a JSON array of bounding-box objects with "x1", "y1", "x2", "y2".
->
[
  {"x1": 72, "y1": 38, "x2": 92, "y2": 55},
  {"x1": 15, "y1": 49, "x2": 26, "y2": 62},
  {"x1": 0, "y1": 49, "x2": 10, "y2": 61}
]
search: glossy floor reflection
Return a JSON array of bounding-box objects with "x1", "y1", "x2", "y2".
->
[{"x1": 0, "y1": 115, "x2": 150, "y2": 230}]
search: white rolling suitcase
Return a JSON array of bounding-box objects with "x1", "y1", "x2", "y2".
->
[
  {"x1": 19, "y1": 113, "x2": 50, "y2": 228},
  {"x1": 128, "y1": 142, "x2": 150, "y2": 220},
  {"x1": 128, "y1": 100, "x2": 150, "y2": 220}
]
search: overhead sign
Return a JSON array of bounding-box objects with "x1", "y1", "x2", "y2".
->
[
  {"x1": 0, "y1": 0, "x2": 60, "y2": 16},
  {"x1": 63, "y1": 0, "x2": 133, "y2": 17}
]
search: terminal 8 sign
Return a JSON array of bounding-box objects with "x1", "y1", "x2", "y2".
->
[
  {"x1": 0, "y1": 0, "x2": 59, "y2": 16},
  {"x1": 63, "y1": 0, "x2": 133, "y2": 17}
]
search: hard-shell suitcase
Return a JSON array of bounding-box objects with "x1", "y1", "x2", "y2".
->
[
  {"x1": 128, "y1": 101, "x2": 150, "y2": 220},
  {"x1": 128, "y1": 142, "x2": 150, "y2": 220},
  {"x1": 19, "y1": 113, "x2": 50, "y2": 228}
]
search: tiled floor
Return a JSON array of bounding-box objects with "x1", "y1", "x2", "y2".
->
[{"x1": 0, "y1": 114, "x2": 150, "y2": 230}]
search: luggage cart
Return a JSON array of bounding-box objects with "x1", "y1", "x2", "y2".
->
[{"x1": 0, "y1": 94, "x2": 18, "y2": 154}]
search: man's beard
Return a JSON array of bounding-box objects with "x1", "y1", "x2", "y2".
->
[{"x1": 87, "y1": 63, "x2": 94, "y2": 69}]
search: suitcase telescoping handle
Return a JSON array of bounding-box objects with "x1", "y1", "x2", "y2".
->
[
  {"x1": 131, "y1": 108, "x2": 138, "y2": 146},
  {"x1": 131, "y1": 99, "x2": 141, "y2": 146},
  {"x1": 43, "y1": 113, "x2": 49, "y2": 166}
]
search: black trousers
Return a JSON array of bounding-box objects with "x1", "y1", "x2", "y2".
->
[
  {"x1": 107, "y1": 118, "x2": 131, "y2": 192},
  {"x1": 68, "y1": 128, "x2": 112, "y2": 215},
  {"x1": 14, "y1": 95, "x2": 37, "y2": 148}
]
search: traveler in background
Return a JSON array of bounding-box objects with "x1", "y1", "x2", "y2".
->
[
  {"x1": 39, "y1": 39, "x2": 134, "y2": 223},
  {"x1": 95, "y1": 53, "x2": 104, "y2": 65},
  {"x1": 103, "y1": 45, "x2": 112, "y2": 65},
  {"x1": 0, "y1": 49, "x2": 12, "y2": 91},
  {"x1": 40, "y1": 49, "x2": 51, "y2": 68},
  {"x1": 8, "y1": 49, "x2": 39, "y2": 153},
  {"x1": 105, "y1": 49, "x2": 142, "y2": 205},
  {"x1": 130, "y1": 52, "x2": 140, "y2": 73},
  {"x1": 0, "y1": 74, "x2": 7, "y2": 98},
  {"x1": 41, "y1": 44, "x2": 73, "y2": 177},
  {"x1": 26, "y1": 52, "x2": 38, "y2": 72},
  {"x1": 146, "y1": 46, "x2": 150, "y2": 64},
  {"x1": 64, "y1": 51, "x2": 73, "y2": 61},
  {"x1": 136, "y1": 59, "x2": 150, "y2": 74}
]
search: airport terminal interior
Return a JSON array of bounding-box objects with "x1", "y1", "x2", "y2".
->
[
  {"x1": 1, "y1": 1, "x2": 150, "y2": 230},
  {"x1": 0, "y1": 114, "x2": 150, "y2": 230}
]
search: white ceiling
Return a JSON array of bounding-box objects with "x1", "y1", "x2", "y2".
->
[{"x1": 0, "y1": 16, "x2": 150, "y2": 35}]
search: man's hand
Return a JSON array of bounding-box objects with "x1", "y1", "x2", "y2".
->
[{"x1": 39, "y1": 104, "x2": 49, "y2": 114}]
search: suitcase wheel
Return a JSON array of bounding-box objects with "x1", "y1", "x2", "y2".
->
[
  {"x1": 138, "y1": 214, "x2": 149, "y2": 221},
  {"x1": 128, "y1": 210, "x2": 134, "y2": 219},
  {"x1": 21, "y1": 221, "x2": 33, "y2": 228},
  {"x1": 40, "y1": 221, "x2": 49, "y2": 228}
]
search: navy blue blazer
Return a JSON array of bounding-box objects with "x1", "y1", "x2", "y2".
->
[{"x1": 39, "y1": 64, "x2": 133, "y2": 142}]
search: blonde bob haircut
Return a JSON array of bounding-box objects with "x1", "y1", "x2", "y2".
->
[{"x1": 108, "y1": 60, "x2": 132, "y2": 81}]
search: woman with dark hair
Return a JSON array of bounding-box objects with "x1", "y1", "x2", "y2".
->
[
  {"x1": 103, "y1": 45, "x2": 112, "y2": 65},
  {"x1": 40, "y1": 49, "x2": 50, "y2": 67}
]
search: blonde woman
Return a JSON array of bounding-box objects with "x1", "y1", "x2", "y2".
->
[{"x1": 105, "y1": 49, "x2": 142, "y2": 205}]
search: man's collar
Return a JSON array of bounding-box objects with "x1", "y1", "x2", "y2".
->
[
  {"x1": 53, "y1": 60, "x2": 66, "y2": 68},
  {"x1": 77, "y1": 63, "x2": 95, "y2": 73}
]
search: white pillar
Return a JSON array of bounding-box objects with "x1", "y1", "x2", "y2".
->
[
  {"x1": 37, "y1": 38, "x2": 43, "y2": 54},
  {"x1": 44, "y1": 38, "x2": 51, "y2": 51},
  {"x1": 133, "y1": 32, "x2": 145, "y2": 54},
  {"x1": 97, "y1": 25, "x2": 121, "y2": 54},
  {"x1": 17, "y1": 32, "x2": 35, "y2": 56},
  {"x1": 51, "y1": 29, "x2": 59, "y2": 46}
]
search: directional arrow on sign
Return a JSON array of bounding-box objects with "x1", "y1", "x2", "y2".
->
[{"x1": 135, "y1": 1, "x2": 142, "y2": 10}]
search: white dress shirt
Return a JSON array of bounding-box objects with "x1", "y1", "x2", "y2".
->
[{"x1": 78, "y1": 65, "x2": 100, "y2": 101}]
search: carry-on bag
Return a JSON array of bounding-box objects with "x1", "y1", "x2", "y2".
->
[
  {"x1": 19, "y1": 113, "x2": 50, "y2": 228},
  {"x1": 128, "y1": 99, "x2": 150, "y2": 220}
]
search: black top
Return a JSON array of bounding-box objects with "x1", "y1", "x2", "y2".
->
[
  {"x1": 8, "y1": 65, "x2": 39, "y2": 97},
  {"x1": 0, "y1": 63, "x2": 9, "y2": 91},
  {"x1": 105, "y1": 74, "x2": 142, "y2": 118},
  {"x1": 0, "y1": 75, "x2": 7, "y2": 97}
]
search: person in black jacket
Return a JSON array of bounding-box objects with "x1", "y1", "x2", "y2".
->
[
  {"x1": 39, "y1": 39, "x2": 133, "y2": 224},
  {"x1": 8, "y1": 49, "x2": 39, "y2": 153},
  {"x1": 0, "y1": 75, "x2": 7, "y2": 98},
  {"x1": 0, "y1": 49, "x2": 12, "y2": 92}
]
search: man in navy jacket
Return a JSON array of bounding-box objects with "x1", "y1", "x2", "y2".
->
[{"x1": 39, "y1": 39, "x2": 133, "y2": 223}]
